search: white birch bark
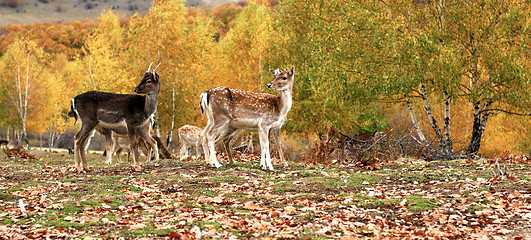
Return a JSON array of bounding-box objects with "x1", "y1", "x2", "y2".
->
[{"x1": 405, "y1": 96, "x2": 426, "y2": 142}]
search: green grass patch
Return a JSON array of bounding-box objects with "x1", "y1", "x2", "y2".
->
[
  {"x1": 121, "y1": 223, "x2": 174, "y2": 238},
  {"x1": 188, "y1": 221, "x2": 223, "y2": 231},
  {"x1": 401, "y1": 196, "x2": 440, "y2": 210},
  {"x1": 224, "y1": 191, "x2": 249, "y2": 200},
  {"x1": 355, "y1": 195, "x2": 440, "y2": 210}
]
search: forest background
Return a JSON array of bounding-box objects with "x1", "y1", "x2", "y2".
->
[{"x1": 0, "y1": 0, "x2": 530, "y2": 160}]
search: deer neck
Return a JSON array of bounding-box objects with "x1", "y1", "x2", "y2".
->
[
  {"x1": 277, "y1": 88, "x2": 293, "y2": 117},
  {"x1": 144, "y1": 93, "x2": 158, "y2": 117}
]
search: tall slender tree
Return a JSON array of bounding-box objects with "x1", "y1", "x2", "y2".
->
[{"x1": 0, "y1": 37, "x2": 47, "y2": 148}]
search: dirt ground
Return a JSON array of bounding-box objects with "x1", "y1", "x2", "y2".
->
[{"x1": 0, "y1": 148, "x2": 530, "y2": 239}]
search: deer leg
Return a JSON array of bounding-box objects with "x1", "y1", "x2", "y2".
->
[
  {"x1": 140, "y1": 140, "x2": 151, "y2": 157},
  {"x1": 114, "y1": 147, "x2": 123, "y2": 162},
  {"x1": 258, "y1": 126, "x2": 274, "y2": 171},
  {"x1": 74, "y1": 124, "x2": 96, "y2": 173},
  {"x1": 84, "y1": 130, "x2": 96, "y2": 151},
  {"x1": 128, "y1": 129, "x2": 142, "y2": 170},
  {"x1": 179, "y1": 141, "x2": 190, "y2": 160},
  {"x1": 194, "y1": 141, "x2": 202, "y2": 159},
  {"x1": 200, "y1": 129, "x2": 211, "y2": 165},
  {"x1": 139, "y1": 130, "x2": 158, "y2": 162},
  {"x1": 207, "y1": 134, "x2": 221, "y2": 168},
  {"x1": 221, "y1": 128, "x2": 242, "y2": 164},
  {"x1": 79, "y1": 135, "x2": 93, "y2": 172},
  {"x1": 202, "y1": 124, "x2": 222, "y2": 168},
  {"x1": 272, "y1": 128, "x2": 288, "y2": 167},
  {"x1": 103, "y1": 131, "x2": 114, "y2": 164},
  {"x1": 74, "y1": 129, "x2": 90, "y2": 172},
  {"x1": 222, "y1": 139, "x2": 233, "y2": 164},
  {"x1": 111, "y1": 136, "x2": 122, "y2": 162}
]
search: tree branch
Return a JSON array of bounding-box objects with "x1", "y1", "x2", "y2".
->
[{"x1": 480, "y1": 108, "x2": 531, "y2": 116}]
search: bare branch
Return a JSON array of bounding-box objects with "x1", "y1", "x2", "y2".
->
[{"x1": 480, "y1": 108, "x2": 531, "y2": 116}]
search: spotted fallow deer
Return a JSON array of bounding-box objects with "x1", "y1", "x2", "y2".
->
[
  {"x1": 200, "y1": 66, "x2": 295, "y2": 171},
  {"x1": 178, "y1": 125, "x2": 203, "y2": 160},
  {"x1": 69, "y1": 63, "x2": 160, "y2": 173}
]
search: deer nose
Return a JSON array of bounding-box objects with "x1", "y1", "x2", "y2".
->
[
  {"x1": 134, "y1": 88, "x2": 140, "y2": 93},
  {"x1": 267, "y1": 83, "x2": 272, "y2": 89}
]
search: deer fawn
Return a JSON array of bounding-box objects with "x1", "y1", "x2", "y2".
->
[
  {"x1": 178, "y1": 125, "x2": 203, "y2": 160},
  {"x1": 69, "y1": 63, "x2": 161, "y2": 172},
  {"x1": 200, "y1": 66, "x2": 294, "y2": 171},
  {"x1": 98, "y1": 126, "x2": 151, "y2": 163},
  {"x1": 110, "y1": 133, "x2": 151, "y2": 162}
]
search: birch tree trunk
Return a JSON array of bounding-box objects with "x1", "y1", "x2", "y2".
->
[
  {"x1": 166, "y1": 84, "x2": 176, "y2": 147},
  {"x1": 405, "y1": 96, "x2": 426, "y2": 142},
  {"x1": 420, "y1": 83, "x2": 445, "y2": 149},
  {"x1": 11, "y1": 52, "x2": 32, "y2": 150},
  {"x1": 443, "y1": 90, "x2": 452, "y2": 155},
  {"x1": 467, "y1": 100, "x2": 492, "y2": 158}
]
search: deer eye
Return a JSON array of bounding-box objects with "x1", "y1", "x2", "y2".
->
[
  {"x1": 282, "y1": 77, "x2": 288, "y2": 80},
  {"x1": 146, "y1": 80, "x2": 152, "y2": 83}
]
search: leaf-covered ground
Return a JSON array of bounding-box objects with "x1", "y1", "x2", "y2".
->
[{"x1": 1, "y1": 149, "x2": 530, "y2": 239}]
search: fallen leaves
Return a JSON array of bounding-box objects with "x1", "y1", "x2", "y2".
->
[
  {"x1": 3, "y1": 146, "x2": 39, "y2": 161},
  {"x1": 1, "y1": 154, "x2": 530, "y2": 239}
]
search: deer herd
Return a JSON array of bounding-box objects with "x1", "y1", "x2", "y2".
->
[{"x1": 69, "y1": 63, "x2": 295, "y2": 173}]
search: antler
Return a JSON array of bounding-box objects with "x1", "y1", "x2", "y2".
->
[
  {"x1": 153, "y1": 62, "x2": 161, "y2": 72},
  {"x1": 147, "y1": 62, "x2": 154, "y2": 72}
]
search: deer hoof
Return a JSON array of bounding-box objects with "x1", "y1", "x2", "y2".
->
[{"x1": 132, "y1": 165, "x2": 143, "y2": 171}]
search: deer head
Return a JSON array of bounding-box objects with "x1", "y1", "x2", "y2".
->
[
  {"x1": 134, "y1": 63, "x2": 161, "y2": 95},
  {"x1": 268, "y1": 66, "x2": 295, "y2": 91}
]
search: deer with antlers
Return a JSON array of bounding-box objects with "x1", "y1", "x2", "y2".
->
[
  {"x1": 69, "y1": 63, "x2": 161, "y2": 172},
  {"x1": 200, "y1": 66, "x2": 295, "y2": 171}
]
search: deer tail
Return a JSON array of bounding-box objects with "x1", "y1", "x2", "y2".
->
[
  {"x1": 68, "y1": 98, "x2": 79, "y2": 124},
  {"x1": 199, "y1": 91, "x2": 209, "y2": 115}
]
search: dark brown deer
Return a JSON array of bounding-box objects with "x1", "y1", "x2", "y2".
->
[
  {"x1": 69, "y1": 63, "x2": 160, "y2": 173},
  {"x1": 200, "y1": 67, "x2": 295, "y2": 171}
]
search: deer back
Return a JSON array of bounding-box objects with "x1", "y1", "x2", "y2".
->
[
  {"x1": 72, "y1": 91, "x2": 151, "y2": 127},
  {"x1": 201, "y1": 67, "x2": 295, "y2": 129},
  {"x1": 204, "y1": 87, "x2": 281, "y2": 125},
  {"x1": 178, "y1": 125, "x2": 202, "y2": 144},
  {"x1": 71, "y1": 67, "x2": 160, "y2": 129}
]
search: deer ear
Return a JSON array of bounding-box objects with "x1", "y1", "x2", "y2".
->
[{"x1": 269, "y1": 69, "x2": 276, "y2": 76}]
